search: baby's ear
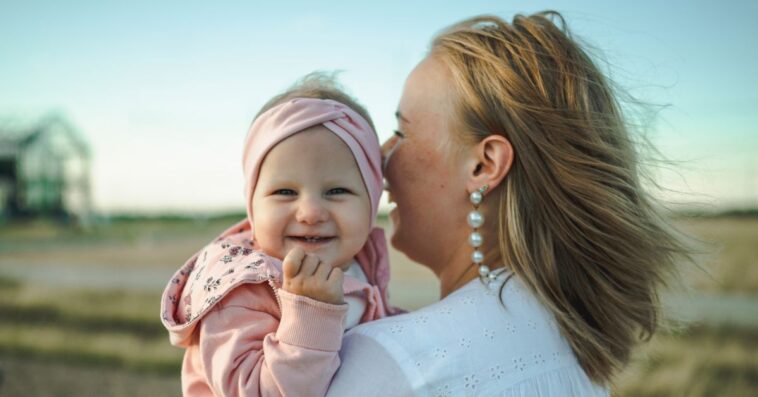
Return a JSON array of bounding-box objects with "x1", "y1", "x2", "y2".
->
[{"x1": 467, "y1": 135, "x2": 514, "y2": 193}]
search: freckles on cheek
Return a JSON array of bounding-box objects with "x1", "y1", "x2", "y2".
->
[
  {"x1": 416, "y1": 146, "x2": 435, "y2": 165},
  {"x1": 401, "y1": 149, "x2": 433, "y2": 182}
]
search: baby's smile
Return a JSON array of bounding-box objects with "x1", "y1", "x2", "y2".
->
[{"x1": 286, "y1": 235, "x2": 337, "y2": 245}]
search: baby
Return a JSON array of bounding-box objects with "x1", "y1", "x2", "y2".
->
[{"x1": 160, "y1": 75, "x2": 397, "y2": 396}]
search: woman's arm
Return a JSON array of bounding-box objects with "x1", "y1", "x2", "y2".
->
[{"x1": 326, "y1": 332, "x2": 413, "y2": 396}]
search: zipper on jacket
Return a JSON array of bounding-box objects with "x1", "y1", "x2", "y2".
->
[{"x1": 268, "y1": 279, "x2": 284, "y2": 311}]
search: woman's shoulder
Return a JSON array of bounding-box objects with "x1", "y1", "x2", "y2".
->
[
  {"x1": 343, "y1": 275, "x2": 608, "y2": 395},
  {"x1": 348, "y1": 275, "x2": 567, "y2": 355},
  {"x1": 350, "y1": 275, "x2": 556, "y2": 339}
]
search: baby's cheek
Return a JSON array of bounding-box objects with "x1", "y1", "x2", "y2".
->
[
  {"x1": 253, "y1": 230, "x2": 285, "y2": 261},
  {"x1": 265, "y1": 241, "x2": 288, "y2": 261},
  {"x1": 348, "y1": 224, "x2": 372, "y2": 254}
]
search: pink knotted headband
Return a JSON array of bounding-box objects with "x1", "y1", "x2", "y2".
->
[{"x1": 242, "y1": 98, "x2": 383, "y2": 233}]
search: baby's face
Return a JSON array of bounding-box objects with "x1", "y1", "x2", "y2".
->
[{"x1": 251, "y1": 126, "x2": 372, "y2": 271}]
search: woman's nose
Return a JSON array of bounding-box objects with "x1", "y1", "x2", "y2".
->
[
  {"x1": 381, "y1": 135, "x2": 400, "y2": 172},
  {"x1": 295, "y1": 197, "x2": 329, "y2": 224}
]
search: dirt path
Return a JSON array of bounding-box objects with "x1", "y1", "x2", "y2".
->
[{"x1": 2, "y1": 261, "x2": 757, "y2": 326}]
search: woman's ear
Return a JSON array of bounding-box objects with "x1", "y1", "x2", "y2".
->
[{"x1": 467, "y1": 135, "x2": 514, "y2": 193}]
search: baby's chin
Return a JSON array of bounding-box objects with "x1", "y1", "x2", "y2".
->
[
  {"x1": 331, "y1": 257, "x2": 355, "y2": 271},
  {"x1": 305, "y1": 252, "x2": 354, "y2": 271}
]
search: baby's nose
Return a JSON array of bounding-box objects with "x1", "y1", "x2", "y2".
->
[{"x1": 295, "y1": 197, "x2": 329, "y2": 224}]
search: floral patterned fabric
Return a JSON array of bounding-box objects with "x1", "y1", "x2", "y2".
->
[{"x1": 160, "y1": 218, "x2": 398, "y2": 348}]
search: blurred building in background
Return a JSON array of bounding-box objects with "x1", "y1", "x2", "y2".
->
[{"x1": 0, "y1": 113, "x2": 92, "y2": 225}]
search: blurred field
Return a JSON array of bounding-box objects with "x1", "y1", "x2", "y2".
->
[
  {"x1": 0, "y1": 214, "x2": 756, "y2": 396},
  {"x1": 676, "y1": 216, "x2": 758, "y2": 294},
  {"x1": 614, "y1": 325, "x2": 758, "y2": 397}
]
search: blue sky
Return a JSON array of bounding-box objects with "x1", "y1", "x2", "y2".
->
[{"x1": 1, "y1": 1, "x2": 756, "y2": 213}]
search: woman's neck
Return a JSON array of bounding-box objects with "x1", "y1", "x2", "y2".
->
[{"x1": 438, "y1": 244, "x2": 503, "y2": 298}]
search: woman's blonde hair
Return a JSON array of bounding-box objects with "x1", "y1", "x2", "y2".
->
[
  {"x1": 255, "y1": 71, "x2": 376, "y2": 132},
  {"x1": 432, "y1": 11, "x2": 690, "y2": 385}
]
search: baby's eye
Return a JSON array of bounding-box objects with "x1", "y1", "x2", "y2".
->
[
  {"x1": 326, "y1": 187, "x2": 351, "y2": 195},
  {"x1": 273, "y1": 189, "x2": 296, "y2": 196},
  {"x1": 393, "y1": 129, "x2": 406, "y2": 139}
]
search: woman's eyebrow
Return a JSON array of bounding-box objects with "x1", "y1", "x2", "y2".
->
[{"x1": 395, "y1": 111, "x2": 411, "y2": 124}]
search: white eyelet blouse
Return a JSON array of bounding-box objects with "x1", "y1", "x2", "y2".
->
[{"x1": 327, "y1": 274, "x2": 609, "y2": 396}]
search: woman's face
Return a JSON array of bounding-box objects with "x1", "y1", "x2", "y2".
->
[{"x1": 383, "y1": 56, "x2": 470, "y2": 271}]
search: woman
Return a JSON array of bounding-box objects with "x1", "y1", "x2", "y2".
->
[{"x1": 327, "y1": 11, "x2": 688, "y2": 396}]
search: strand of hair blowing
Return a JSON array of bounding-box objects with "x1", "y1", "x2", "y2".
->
[{"x1": 432, "y1": 11, "x2": 690, "y2": 385}]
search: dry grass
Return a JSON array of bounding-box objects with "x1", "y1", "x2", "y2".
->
[
  {"x1": 675, "y1": 216, "x2": 758, "y2": 294},
  {"x1": 0, "y1": 279, "x2": 181, "y2": 374},
  {"x1": 1, "y1": 282, "x2": 161, "y2": 325},
  {"x1": 0, "y1": 217, "x2": 230, "y2": 267},
  {"x1": 2, "y1": 215, "x2": 755, "y2": 293},
  {"x1": 614, "y1": 325, "x2": 758, "y2": 397},
  {"x1": 0, "y1": 356, "x2": 180, "y2": 397},
  {"x1": 1, "y1": 215, "x2": 757, "y2": 396}
]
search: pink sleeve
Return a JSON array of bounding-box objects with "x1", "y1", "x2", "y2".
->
[{"x1": 196, "y1": 284, "x2": 348, "y2": 397}]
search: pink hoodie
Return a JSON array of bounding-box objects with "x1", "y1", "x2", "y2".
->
[{"x1": 160, "y1": 221, "x2": 394, "y2": 396}]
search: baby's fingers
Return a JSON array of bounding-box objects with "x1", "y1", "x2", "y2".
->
[
  {"x1": 298, "y1": 253, "x2": 321, "y2": 277},
  {"x1": 326, "y1": 267, "x2": 345, "y2": 304},
  {"x1": 282, "y1": 248, "x2": 306, "y2": 279},
  {"x1": 328, "y1": 267, "x2": 344, "y2": 285},
  {"x1": 313, "y1": 259, "x2": 333, "y2": 281}
]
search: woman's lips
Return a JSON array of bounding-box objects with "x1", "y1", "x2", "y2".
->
[{"x1": 388, "y1": 204, "x2": 399, "y2": 224}]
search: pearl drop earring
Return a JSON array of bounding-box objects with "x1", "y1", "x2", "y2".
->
[{"x1": 468, "y1": 184, "x2": 492, "y2": 282}]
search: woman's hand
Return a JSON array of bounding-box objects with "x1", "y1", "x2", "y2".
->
[{"x1": 281, "y1": 247, "x2": 345, "y2": 305}]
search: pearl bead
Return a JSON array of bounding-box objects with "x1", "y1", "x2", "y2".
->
[
  {"x1": 478, "y1": 264, "x2": 491, "y2": 277},
  {"x1": 469, "y1": 190, "x2": 482, "y2": 205},
  {"x1": 469, "y1": 232, "x2": 483, "y2": 247},
  {"x1": 467, "y1": 211, "x2": 484, "y2": 228},
  {"x1": 472, "y1": 250, "x2": 484, "y2": 264}
]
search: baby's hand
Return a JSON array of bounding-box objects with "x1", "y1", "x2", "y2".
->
[{"x1": 282, "y1": 248, "x2": 344, "y2": 305}]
